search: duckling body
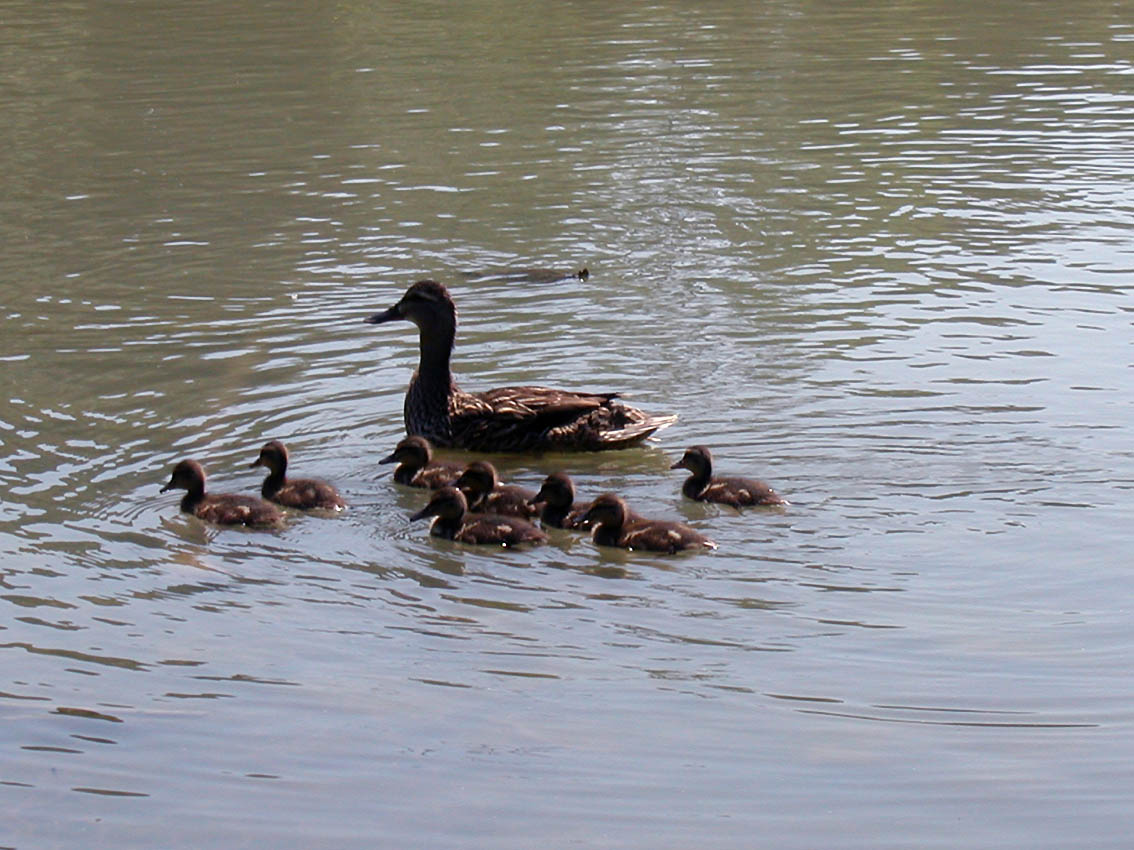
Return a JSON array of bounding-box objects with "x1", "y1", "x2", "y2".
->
[
  {"x1": 161, "y1": 459, "x2": 284, "y2": 527},
  {"x1": 671, "y1": 445, "x2": 785, "y2": 508},
  {"x1": 410, "y1": 486, "x2": 548, "y2": 547},
  {"x1": 455, "y1": 461, "x2": 539, "y2": 519},
  {"x1": 581, "y1": 494, "x2": 717, "y2": 554},
  {"x1": 379, "y1": 435, "x2": 464, "y2": 489},
  {"x1": 365, "y1": 280, "x2": 676, "y2": 452},
  {"x1": 251, "y1": 440, "x2": 346, "y2": 511},
  {"x1": 530, "y1": 471, "x2": 593, "y2": 530}
]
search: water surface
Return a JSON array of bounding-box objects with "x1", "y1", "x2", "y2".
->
[{"x1": 2, "y1": 2, "x2": 1133, "y2": 848}]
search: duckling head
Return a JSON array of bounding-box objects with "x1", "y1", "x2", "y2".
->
[
  {"x1": 251, "y1": 440, "x2": 289, "y2": 474},
  {"x1": 161, "y1": 459, "x2": 206, "y2": 494},
  {"x1": 409, "y1": 486, "x2": 468, "y2": 523},
  {"x1": 455, "y1": 460, "x2": 498, "y2": 499},
  {"x1": 671, "y1": 445, "x2": 713, "y2": 476},
  {"x1": 532, "y1": 471, "x2": 575, "y2": 508},
  {"x1": 380, "y1": 435, "x2": 433, "y2": 467},
  {"x1": 581, "y1": 493, "x2": 629, "y2": 528}
]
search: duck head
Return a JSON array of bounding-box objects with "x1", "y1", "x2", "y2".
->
[
  {"x1": 250, "y1": 440, "x2": 289, "y2": 474},
  {"x1": 671, "y1": 445, "x2": 712, "y2": 476},
  {"x1": 409, "y1": 486, "x2": 468, "y2": 522},
  {"x1": 379, "y1": 435, "x2": 433, "y2": 467},
  {"x1": 365, "y1": 280, "x2": 455, "y2": 329},
  {"x1": 161, "y1": 458, "x2": 207, "y2": 494},
  {"x1": 531, "y1": 471, "x2": 575, "y2": 508}
]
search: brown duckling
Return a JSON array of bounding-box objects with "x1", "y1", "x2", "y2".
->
[
  {"x1": 580, "y1": 493, "x2": 717, "y2": 554},
  {"x1": 378, "y1": 435, "x2": 464, "y2": 489},
  {"x1": 409, "y1": 486, "x2": 548, "y2": 547},
  {"x1": 455, "y1": 460, "x2": 539, "y2": 519},
  {"x1": 671, "y1": 445, "x2": 785, "y2": 507},
  {"x1": 161, "y1": 459, "x2": 284, "y2": 527},
  {"x1": 364, "y1": 280, "x2": 676, "y2": 451},
  {"x1": 250, "y1": 440, "x2": 346, "y2": 511},
  {"x1": 529, "y1": 471, "x2": 594, "y2": 530}
]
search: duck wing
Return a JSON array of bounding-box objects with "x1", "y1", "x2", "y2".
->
[{"x1": 450, "y1": 385, "x2": 658, "y2": 451}]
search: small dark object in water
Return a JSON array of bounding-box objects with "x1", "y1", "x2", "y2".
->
[
  {"x1": 364, "y1": 280, "x2": 675, "y2": 451},
  {"x1": 161, "y1": 459, "x2": 284, "y2": 527},
  {"x1": 670, "y1": 445, "x2": 785, "y2": 508},
  {"x1": 455, "y1": 460, "x2": 539, "y2": 519},
  {"x1": 409, "y1": 486, "x2": 548, "y2": 547},
  {"x1": 462, "y1": 267, "x2": 589, "y2": 284},
  {"x1": 580, "y1": 493, "x2": 717, "y2": 554},
  {"x1": 250, "y1": 440, "x2": 345, "y2": 511},
  {"x1": 379, "y1": 435, "x2": 464, "y2": 489}
]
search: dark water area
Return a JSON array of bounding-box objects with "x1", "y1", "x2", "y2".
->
[{"x1": 2, "y1": 2, "x2": 1133, "y2": 847}]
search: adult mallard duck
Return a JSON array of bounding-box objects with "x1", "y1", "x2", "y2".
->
[
  {"x1": 379, "y1": 435, "x2": 464, "y2": 489},
  {"x1": 409, "y1": 486, "x2": 548, "y2": 547},
  {"x1": 250, "y1": 440, "x2": 346, "y2": 511},
  {"x1": 161, "y1": 459, "x2": 284, "y2": 527},
  {"x1": 580, "y1": 493, "x2": 717, "y2": 553},
  {"x1": 670, "y1": 445, "x2": 786, "y2": 508},
  {"x1": 454, "y1": 460, "x2": 539, "y2": 519},
  {"x1": 364, "y1": 280, "x2": 676, "y2": 452}
]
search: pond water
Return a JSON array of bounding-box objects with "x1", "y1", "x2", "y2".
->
[{"x1": 2, "y1": 2, "x2": 1132, "y2": 847}]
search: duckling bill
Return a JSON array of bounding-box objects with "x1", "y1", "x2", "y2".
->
[
  {"x1": 364, "y1": 279, "x2": 676, "y2": 452},
  {"x1": 161, "y1": 459, "x2": 284, "y2": 527},
  {"x1": 409, "y1": 486, "x2": 548, "y2": 547}
]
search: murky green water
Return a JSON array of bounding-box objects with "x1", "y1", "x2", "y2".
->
[{"x1": 3, "y1": 2, "x2": 1133, "y2": 847}]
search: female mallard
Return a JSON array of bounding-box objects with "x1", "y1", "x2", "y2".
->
[
  {"x1": 161, "y1": 459, "x2": 284, "y2": 527},
  {"x1": 379, "y1": 435, "x2": 464, "y2": 489},
  {"x1": 250, "y1": 440, "x2": 346, "y2": 510},
  {"x1": 409, "y1": 486, "x2": 548, "y2": 547},
  {"x1": 671, "y1": 445, "x2": 785, "y2": 507},
  {"x1": 580, "y1": 493, "x2": 717, "y2": 553},
  {"x1": 454, "y1": 460, "x2": 539, "y2": 519},
  {"x1": 529, "y1": 471, "x2": 593, "y2": 530},
  {"x1": 364, "y1": 280, "x2": 676, "y2": 452}
]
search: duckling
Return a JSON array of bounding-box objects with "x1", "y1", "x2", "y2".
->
[
  {"x1": 378, "y1": 435, "x2": 464, "y2": 489},
  {"x1": 409, "y1": 486, "x2": 548, "y2": 547},
  {"x1": 454, "y1": 460, "x2": 539, "y2": 519},
  {"x1": 364, "y1": 280, "x2": 676, "y2": 451},
  {"x1": 529, "y1": 471, "x2": 594, "y2": 530},
  {"x1": 250, "y1": 440, "x2": 346, "y2": 511},
  {"x1": 161, "y1": 459, "x2": 284, "y2": 527},
  {"x1": 580, "y1": 493, "x2": 717, "y2": 554},
  {"x1": 671, "y1": 445, "x2": 785, "y2": 507}
]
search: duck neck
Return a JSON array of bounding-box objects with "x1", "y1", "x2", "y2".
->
[
  {"x1": 406, "y1": 318, "x2": 458, "y2": 442},
  {"x1": 682, "y1": 467, "x2": 712, "y2": 498},
  {"x1": 180, "y1": 481, "x2": 205, "y2": 514},
  {"x1": 416, "y1": 316, "x2": 457, "y2": 392},
  {"x1": 260, "y1": 467, "x2": 286, "y2": 498}
]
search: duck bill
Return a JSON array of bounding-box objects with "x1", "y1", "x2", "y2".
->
[
  {"x1": 364, "y1": 304, "x2": 402, "y2": 324},
  {"x1": 378, "y1": 452, "x2": 397, "y2": 466},
  {"x1": 249, "y1": 458, "x2": 264, "y2": 469},
  {"x1": 409, "y1": 505, "x2": 437, "y2": 522},
  {"x1": 669, "y1": 460, "x2": 687, "y2": 470},
  {"x1": 160, "y1": 481, "x2": 174, "y2": 493}
]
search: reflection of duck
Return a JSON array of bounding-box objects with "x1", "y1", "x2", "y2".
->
[
  {"x1": 581, "y1": 494, "x2": 716, "y2": 553},
  {"x1": 409, "y1": 486, "x2": 548, "y2": 547},
  {"x1": 529, "y1": 471, "x2": 593, "y2": 530},
  {"x1": 365, "y1": 280, "x2": 676, "y2": 451},
  {"x1": 251, "y1": 440, "x2": 346, "y2": 510},
  {"x1": 379, "y1": 435, "x2": 464, "y2": 489},
  {"x1": 461, "y1": 267, "x2": 589, "y2": 284},
  {"x1": 161, "y1": 459, "x2": 284, "y2": 527},
  {"x1": 455, "y1": 461, "x2": 539, "y2": 519},
  {"x1": 671, "y1": 445, "x2": 785, "y2": 507}
]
